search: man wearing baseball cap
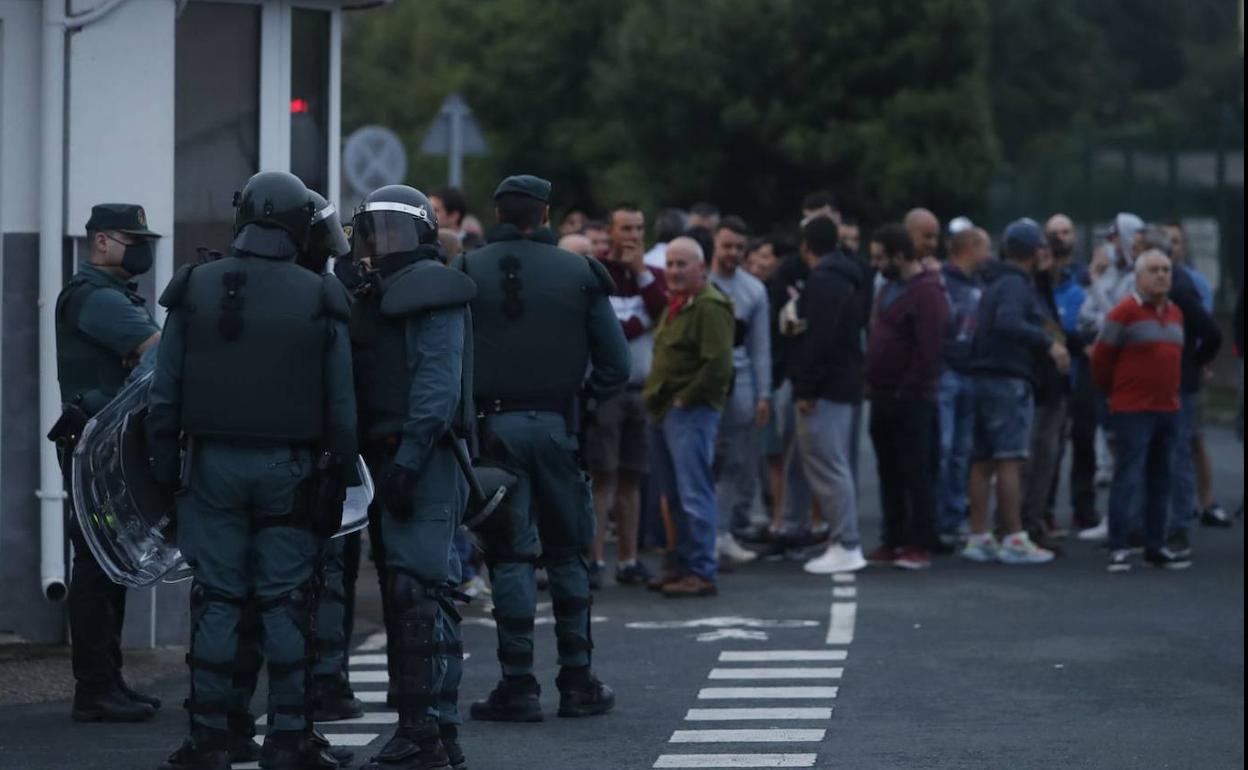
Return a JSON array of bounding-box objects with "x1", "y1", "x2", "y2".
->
[
  {"x1": 55, "y1": 203, "x2": 162, "y2": 722},
  {"x1": 961, "y1": 218, "x2": 1069, "y2": 566}
]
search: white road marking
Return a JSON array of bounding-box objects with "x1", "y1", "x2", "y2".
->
[
  {"x1": 832, "y1": 586, "x2": 857, "y2": 599},
  {"x1": 718, "y1": 650, "x2": 846, "y2": 662},
  {"x1": 350, "y1": 670, "x2": 392, "y2": 683},
  {"x1": 698, "y1": 629, "x2": 770, "y2": 642},
  {"x1": 684, "y1": 708, "x2": 833, "y2": 721},
  {"x1": 826, "y1": 602, "x2": 856, "y2": 645},
  {"x1": 653, "y1": 754, "x2": 817, "y2": 768},
  {"x1": 831, "y1": 573, "x2": 856, "y2": 583},
  {"x1": 348, "y1": 654, "x2": 389, "y2": 667},
  {"x1": 707, "y1": 668, "x2": 842, "y2": 680},
  {"x1": 357, "y1": 690, "x2": 390, "y2": 704},
  {"x1": 670, "y1": 729, "x2": 826, "y2": 743},
  {"x1": 697, "y1": 687, "x2": 838, "y2": 700},
  {"x1": 356, "y1": 631, "x2": 387, "y2": 651},
  {"x1": 318, "y1": 733, "x2": 380, "y2": 747},
  {"x1": 628, "y1": 617, "x2": 818, "y2": 630}
]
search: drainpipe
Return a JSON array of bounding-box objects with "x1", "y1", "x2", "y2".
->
[{"x1": 36, "y1": 0, "x2": 69, "y2": 602}]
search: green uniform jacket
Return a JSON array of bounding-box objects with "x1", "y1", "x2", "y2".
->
[{"x1": 643, "y1": 283, "x2": 736, "y2": 418}]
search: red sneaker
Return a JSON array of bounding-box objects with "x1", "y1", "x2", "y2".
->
[
  {"x1": 893, "y1": 546, "x2": 932, "y2": 570},
  {"x1": 866, "y1": 545, "x2": 899, "y2": 565}
]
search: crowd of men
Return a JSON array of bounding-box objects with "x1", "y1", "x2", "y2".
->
[
  {"x1": 52, "y1": 171, "x2": 1241, "y2": 770},
  {"x1": 548, "y1": 192, "x2": 1242, "y2": 587}
]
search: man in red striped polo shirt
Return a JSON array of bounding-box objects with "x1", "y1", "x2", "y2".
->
[{"x1": 1091, "y1": 250, "x2": 1191, "y2": 572}]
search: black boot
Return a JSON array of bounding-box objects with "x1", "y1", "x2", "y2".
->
[
  {"x1": 555, "y1": 666, "x2": 615, "y2": 718},
  {"x1": 259, "y1": 730, "x2": 340, "y2": 770},
  {"x1": 310, "y1": 727, "x2": 355, "y2": 767},
  {"x1": 156, "y1": 727, "x2": 230, "y2": 770},
  {"x1": 311, "y1": 673, "x2": 365, "y2": 721},
  {"x1": 468, "y1": 675, "x2": 543, "y2": 722},
  {"x1": 72, "y1": 683, "x2": 156, "y2": 723},
  {"x1": 227, "y1": 711, "x2": 261, "y2": 763},
  {"x1": 440, "y1": 724, "x2": 468, "y2": 770},
  {"x1": 364, "y1": 720, "x2": 450, "y2": 770},
  {"x1": 118, "y1": 678, "x2": 162, "y2": 710}
]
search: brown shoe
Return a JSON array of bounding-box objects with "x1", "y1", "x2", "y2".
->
[
  {"x1": 661, "y1": 574, "x2": 718, "y2": 598},
  {"x1": 647, "y1": 570, "x2": 684, "y2": 592}
]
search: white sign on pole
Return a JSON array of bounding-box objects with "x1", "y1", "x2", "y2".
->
[{"x1": 343, "y1": 125, "x2": 407, "y2": 196}]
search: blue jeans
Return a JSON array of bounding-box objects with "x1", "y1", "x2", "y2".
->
[
  {"x1": 714, "y1": 369, "x2": 760, "y2": 534},
  {"x1": 1168, "y1": 392, "x2": 1198, "y2": 534},
  {"x1": 651, "y1": 405, "x2": 722, "y2": 581},
  {"x1": 1107, "y1": 411, "x2": 1178, "y2": 552},
  {"x1": 936, "y1": 369, "x2": 975, "y2": 534}
]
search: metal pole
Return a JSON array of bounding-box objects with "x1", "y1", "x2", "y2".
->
[{"x1": 449, "y1": 105, "x2": 463, "y2": 188}]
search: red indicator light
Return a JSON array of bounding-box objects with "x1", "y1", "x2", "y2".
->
[{"x1": 291, "y1": 97, "x2": 310, "y2": 114}]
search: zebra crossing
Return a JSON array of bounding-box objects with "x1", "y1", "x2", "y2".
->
[{"x1": 652, "y1": 572, "x2": 858, "y2": 769}]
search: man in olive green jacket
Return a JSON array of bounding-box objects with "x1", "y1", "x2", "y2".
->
[{"x1": 643, "y1": 236, "x2": 736, "y2": 597}]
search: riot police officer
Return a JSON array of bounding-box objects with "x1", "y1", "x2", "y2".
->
[
  {"x1": 341, "y1": 184, "x2": 475, "y2": 770},
  {"x1": 456, "y1": 175, "x2": 630, "y2": 722},
  {"x1": 54, "y1": 203, "x2": 163, "y2": 723},
  {"x1": 147, "y1": 171, "x2": 357, "y2": 770}
]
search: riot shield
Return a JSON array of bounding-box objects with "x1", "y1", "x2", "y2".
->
[{"x1": 72, "y1": 372, "x2": 373, "y2": 589}]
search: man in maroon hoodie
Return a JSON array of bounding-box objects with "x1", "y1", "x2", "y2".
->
[
  {"x1": 864, "y1": 223, "x2": 948, "y2": 570},
  {"x1": 585, "y1": 203, "x2": 669, "y2": 587}
]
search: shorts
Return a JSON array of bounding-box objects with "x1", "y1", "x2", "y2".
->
[
  {"x1": 584, "y1": 387, "x2": 649, "y2": 474},
  {"x1": 971, "y1": 375, "x2": 1033, "y2": 462}
]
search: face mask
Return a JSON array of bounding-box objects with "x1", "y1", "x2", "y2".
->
[
  {"x1": 121, "y1": 239, "x2": 154, "y2": 276},
  {"x1": 333, "y1": 257, "x2": 367, "y2": 290}
]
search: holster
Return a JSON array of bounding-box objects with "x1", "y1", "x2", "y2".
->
[
  {"x1": 302, "y1": 451, "x2": 348, "y2": 537},
  {"x1": 47, "y1": 403, "x2": 90, "y2": 473}
]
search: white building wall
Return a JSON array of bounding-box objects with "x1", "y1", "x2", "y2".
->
[{"x1": 1, "y1": 1, "x2": 41, "y2": 233}]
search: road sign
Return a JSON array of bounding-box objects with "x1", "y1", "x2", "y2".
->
[
  {"x1": 343, "y1": 125, "x2": 407, "y2": 196},
  {"x1": 420, "y1": 92, "x2": 488, "y2": 188}
]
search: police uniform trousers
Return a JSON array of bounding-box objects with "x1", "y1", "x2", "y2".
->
[
  {"x1": 477, "y1": 410, "x2": 596, "y2": 677},
  {"x1": 377, "y1": 440, "x2": 468, "y2": 723},
  {"x1": 176, "y1": 440, "x2": 320, "y2": 734},
  {"x1": 68, "y1": 518, "x2": 128, "y2": 693}
]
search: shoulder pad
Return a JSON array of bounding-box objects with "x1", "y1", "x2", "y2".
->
[
  {"x1": 159, "y1": 263, "x2": 197, "y2": 309},
  {"x1": 585, "y1": 256, "x2": 616, "y2": 295},
  {"x1": 381, "y1": 260, "x2": 477, "y2": 317},
  {"x1": 321, "y1": 274, "x2": 352, "y2": 321}
]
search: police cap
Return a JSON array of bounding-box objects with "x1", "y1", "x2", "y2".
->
[
  {"x1": 85, "y1": 203, "x2": 161, "y2": 238},
  {"x1": 493, "y1": 175, "x2": 551, "y2": 203}
]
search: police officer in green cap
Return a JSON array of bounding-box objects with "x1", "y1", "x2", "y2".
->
[
  {"x1": 456, "y1": 175, "x2": 630, "y2": 722},
  {"x1": 147, "y1": 170, "x2": 357, "y2": 770},
  {"x1": 339, "y1": 184, "x2": 475, "y2": 770},
  {"x1": 55, "y1": 202, "x2": 163, "y2": 723}
]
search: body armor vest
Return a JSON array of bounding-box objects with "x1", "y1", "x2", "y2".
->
[
  {"x1": 178, "y1": 255, "x2": 330, "y2": 442},
  {"x1": 55, "y1": 270, "x2": 149, "y2": 416},
  {"x1": 462, "y1": 235, "x2": 597, "y2": 402},
  {"x1": 350, "y1": 273, "x2": 409, "y2": 441}
]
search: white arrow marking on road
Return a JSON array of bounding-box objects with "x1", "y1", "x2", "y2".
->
[
  {"x1": 697, "y1": 687, "x2": 838, "y2": 700},
  {"x1": 629, "y1": 617, "x2": 818, "y2": 630},
  {"x1": 826, "y1": 602, "x2": 856, "y2": 645},
  {"x1": 653, "y1": 754, "x2": 817, "y2": 768},
  {"x1": 670, "y1": 729, "x2": 826, "y2": 743},
  {"x1": 718, "y1": 650, "x2": 846, "y2": 662},
  {"x1": 708, "y1": 668, "x2": 842, "y2": 680},
  {"x1": 684, "y1": 708, "x2": 833, "y2": 721},
  {"x1": 697, "y1": 629, "x2": 769, "y2": 642}
]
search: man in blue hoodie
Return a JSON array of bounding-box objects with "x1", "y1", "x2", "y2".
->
[
  {"x1": 962, "y1": 219, "x2": 1069, "y2": 566},
  {"x1": 935, "y1": 227, "x2": 989, "y2": 544}
]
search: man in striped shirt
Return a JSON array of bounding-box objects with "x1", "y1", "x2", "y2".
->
[{"x1": 1091, "y1": 250, "x2": 1191, "y2": 572}]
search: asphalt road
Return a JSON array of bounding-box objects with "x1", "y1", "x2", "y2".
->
[{"x1": 0, "y1": 426, "x2": 1242, "y2": 770}]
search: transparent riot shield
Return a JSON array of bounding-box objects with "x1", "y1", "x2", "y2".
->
[{"x1": 72, "y1": 372, "x2": 373, "y2": 589}]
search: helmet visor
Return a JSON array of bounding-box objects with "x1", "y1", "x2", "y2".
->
[
  {"x1": 350, "y1": 203, "x2": 426, "y2": 263},
  {"x1": 310, "y1": 202, "x2": 351, "y2": 261}
]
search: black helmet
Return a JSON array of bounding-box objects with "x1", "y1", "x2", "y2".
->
[
  {"x1": 298, "y1": 190, "x2": 350, "y2": 274},
  {"x1": 349, "y1": 185, "x2": 438, "y2": 265},
  {"x1": 232, "y1": 171, "x2": 315, "y2": 258}
]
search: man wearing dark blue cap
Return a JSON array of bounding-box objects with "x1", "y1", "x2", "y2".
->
[
  {"x1": 961, "y1": 218, "x2": 1069, "y2": 566},
  {"x1": 454, "y1": 174, "x2": 630, "y2": 723},
  {"x1": 55, "y1": 203, "x2": 163, "y2": 723}
]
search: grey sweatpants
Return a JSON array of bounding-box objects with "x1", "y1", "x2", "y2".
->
[{"x1": 794, "y1": 399, "x2": 861, "y2": 548}]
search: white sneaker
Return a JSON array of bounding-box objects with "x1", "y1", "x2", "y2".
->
[
  {"x1": 458, "y1": 575, "x2": 491, "y2": 600},
  {"x1": 997, "y1": 531, "x2": 1055, "y2": 565},
  {"x1": 717, "y1": 533, "x2": 758, "y2": 565},
  {"x1": 960, "y1": 534, "x2": 1000, "y2": 563},
  {"x1": 1077, "y1": 520, "x2": 1109, "y2": 541},
  {"x1": 803, "y1": 543, "x2": 867, "y2": 575}
]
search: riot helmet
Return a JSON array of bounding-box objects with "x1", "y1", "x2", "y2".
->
[
  {"x1": 298, "y1": 190, "x2": 351, "y2": 274},
  {"x1": 350, "y1": 185, "x2": 439, "y2": 266},
  {"x1": 232, "y1": 171, "x2": 315, "y2": 259}
]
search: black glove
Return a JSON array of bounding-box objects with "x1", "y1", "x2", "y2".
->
[{"x1": 380, "y1": 463, "x2": 418, "y2": 520}]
